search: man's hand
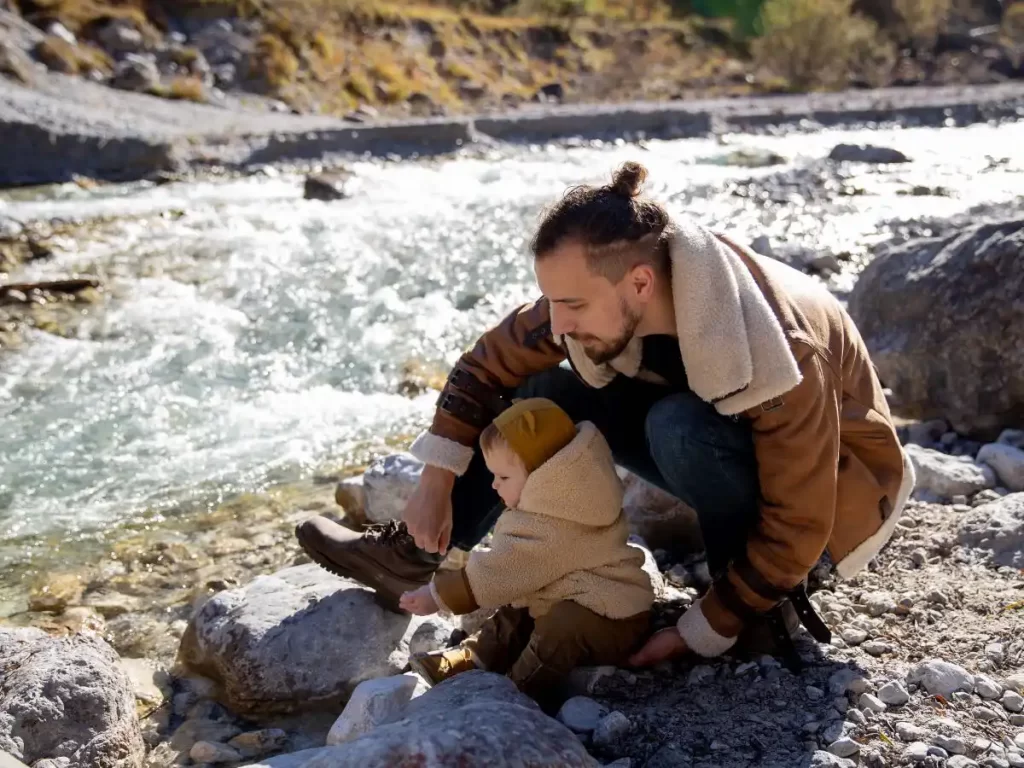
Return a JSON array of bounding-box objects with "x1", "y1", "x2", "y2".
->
[
  {"x1": 628, "y1": 627, "x2": 690, "y2": 667},
  {"x1": 403, "y1": 464, "x2": 456, "y2": 555},
  {"x1": 399, "y1": 585, "x2": 439, "y2": 615}
]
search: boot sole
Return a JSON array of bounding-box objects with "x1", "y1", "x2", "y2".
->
[{"x1": 295, "y1": 527, "x2": 425, "y2": 614}]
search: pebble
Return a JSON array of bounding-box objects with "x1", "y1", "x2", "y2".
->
[
  {"x1": 841, "y1": 628, "x2": 869, "y2": 645},
  {"x1": 948, "y1": 758, "x2": 980, "y2": 768},
  {"x1": 906, "y1": 742, "x2": 947, "y2": 762},
  {"x1": 986, "y1": 643, "x2": 1005, "y2": 662},
  {"x1": 909, "y1": 659, "x2": 975, "y2": 697},
  {"x1": 863, "y1": 748, "x2": 886, "y2": 768},
  {"x1": 977, "y1": 675, "x2": 1005, "y2": 700},
  {"x1": 898, "y1": 722, "x2": 929, "y2": 742},
  {"x1": 1010, "y1": 715, "x2": 1024, "y2": 726},
  {"x1": 878, "y1": 680, "x2": 910, "y2": 706},
  {"x1": 189, "y1": 740, "x2": 242, "y2": 764},
  {"x1": 828, "y1": 737, "x2": 860, "y2": 757},
  {"x1": 1008, "y1": 754, "x2": 1024, "y2": 768},
  {"x1": 974, "y1": 706, "x2": 1005, "y2": 722},
  {"x1": 933, "y1": 734, "x2": 967, "y2": 754},
  {"x1": 846, "y1": 709, "x2": 867, "y2": 725},
  {"x1": 862, "y1": 640, "x2": 892, "y2": 656},
  {"x1": 807, "y1": 686, "x2": 825, "y2": 700},
  {"x1": 735, "y1": 661, "x2": 758, "y2": 675},
  {"x1": 953, "y1": 692, "x2": 976, "y2": 706},
  {"x1": 556, "y1": 696, "x2": 608, "y2": 734},
  {"x1": 911, "y1": 549, "x2": 928, "y2": 566},
  {"x1": 980, "y1": 759, "x2": 1010, "y2": 768},
  {"x1": 811, "y1": 750, "x2": 855, "y2": 767},
  {"x1": 859, "y1": 693, "x2": 887, "y2": 714},
  {"x1": 687, "y1": 665, "x2": 715, "y2": 686},
  {"x1": 592, "y1": 711, "x2": 632, "y2": 749},
  {"x1": 227, "y1": 728, "x2": 287, "y2": 758},
  {"x1": 1003, "y1": 691, "x2": 1024, "y2": 713}
]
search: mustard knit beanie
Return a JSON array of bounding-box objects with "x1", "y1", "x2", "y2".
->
[{"x1": 492, "y1": 398, "x2": 577, "y2": 473}]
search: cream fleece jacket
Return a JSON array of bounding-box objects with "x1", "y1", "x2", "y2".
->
[{"x1": 432, "y1": 421, "x2": 654, "y2": 620}]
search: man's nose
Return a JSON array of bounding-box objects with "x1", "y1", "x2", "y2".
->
[{"x1": 549, "y1": 305, "x2": 573, "y2": 337}]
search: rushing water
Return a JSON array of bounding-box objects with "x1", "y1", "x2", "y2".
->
[{"x1": 1, "y1": 121, "x2": 1023, "y2": 573}]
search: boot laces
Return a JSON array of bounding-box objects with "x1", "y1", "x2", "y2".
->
[{"x1": 364, "y1": 519, "x2": 412, "y2": 547}]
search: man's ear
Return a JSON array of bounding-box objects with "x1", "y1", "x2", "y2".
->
[{"x1": 630, "y1": 263, "x2": 657, "y2": 301}]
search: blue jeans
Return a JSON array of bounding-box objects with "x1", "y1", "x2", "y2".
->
[{"x1": 448, "y1": 366, "x2": 760, "y2": 576}]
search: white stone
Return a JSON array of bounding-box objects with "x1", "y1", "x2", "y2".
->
[
  {"x1": 908, "y1": 659, "x2": 975, "y2": 698},
  {"x1": 180, "y1": 565, "x2": 455, "y2": 714},
  {"x1": 977, "y1": 675, "x2": 1005, "y2": 700},
  {"x1": 241, "y1": 672, "x2": 600, "y2": 767},
  {"x1": 1007, "y1": 673, "x2": 1024, "y2": 693},
  {"x1": 190, "y1": 740, "x2": 242, "y2": 764},
  {"x1": 363, "y1": 453, "x2": 423, "y2": 523},
  {"x1": 811, "y1": 751, "x2": 855, "y2": 767},
  {"x1": 592, "y1": 711, "x2": 632, "y2": 749},
  {"x1": 958, "y1": 493, "x2": 1024, "y2": 568},
  {"x1": 859, "y1": 693, "x2": 886, "y2": 714},
  {"x1": 934, "y1": 734, "x2": 967, "y2": 754},
  {"x1": 974, "y1": 705, "x2": 1004, "y2": 722},
  {"x1": 864, "y1": 592, "x2": 896, "y2": 617},
  {"x1": 906, "y1": 445, "x2": 996, "y2": 500},
  {"x1": 878, "y1": 680, "x2": 910, "y2": 706},
  {"x1": 906, "y1": 742, "x2": 931, "y2": 762},
  {"x1": 1003, "y1": 691, "x2": 1024, "y2": 713},
  {"x1": 948, "y1": 757, "x2": 979, "y2": 768},
  {"x1": 898, "y1": 722, "x2": 929, "y2": 742},
  {"x1": 327, "y1": 675, "x2": 420, "y2": 746},
  {"x1": 846, "y1": 709, "x2": 867, "y2": 725},
  {"x1": 841, "y1": 628, "x2": 868, "y2": 646},
  {"x1": 828, "y1": 737, "x2": 860, "y2": 757},
  {"x1": 978, "y1": 443, "x2": 1024, "y2": 492},
  {"x1": 1017, "y1": 735, "x2": 1024, "y2": 753},
  {"x1": 862, "y1": 640, "x2": 892, "y2": 657},
  {"x1": 557, "y1": 696, "x2": 608, "y2": 734}
]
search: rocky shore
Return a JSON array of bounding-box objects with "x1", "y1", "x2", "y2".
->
[{"x1": 1, "y1": 214, "x2": 1023, "y2": 767}]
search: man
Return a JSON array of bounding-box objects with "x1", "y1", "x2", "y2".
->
[{"x1": 297, "y1": 162, "x2": 914, "y2": 665}]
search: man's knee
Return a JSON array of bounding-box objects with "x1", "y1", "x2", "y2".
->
[{"x1": 644, "y1": 392, "x2": 752, "y2": 461}]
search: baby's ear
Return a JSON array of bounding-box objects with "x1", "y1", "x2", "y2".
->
[{"x1": 523, "y1": 411, "x2": 537, "y2": 435}]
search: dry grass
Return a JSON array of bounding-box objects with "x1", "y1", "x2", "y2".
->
[
  {"x1": 892, "y1": 0, "x2": 951, "y2": 48},
  {"x1": 164, "y1": 75, "x2": 207, "y2": 101},
  {"x1": 753, "y1": 0, "x2": 894, "y2": 89},
  {"x1": 35, "y1": 34, "x2": 112, "y2": 75},
  {"x1": 250, "y1": 33, "x2": 300, "y2": 92}
]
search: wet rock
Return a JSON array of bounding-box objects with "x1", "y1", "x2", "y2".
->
[
  {"x1": 620, "y1": 470, "x2": 702, "y2": 556},
  {"x1": 592, "y1": 711, "x2": 631, "y2": 749},
  {"x1": 0, "y1": 627, "x2": 144, "y2": 767},
  {"x1": 326, "y1": 675, "x2": 421, "y2": 746},
  {"x1": 557, "y1": 696, "x2": 608, "y2": 735},
  {"x1": 0, "y1": 39, "x2": 34, "y2": 84},
  {"x1": 976, "y1": 675, "x2": 1004, "y2": 700},
  {"x1": 119, "y1": 658, "x2": 169, "y2": 713},
  {"x1": 179, "y1": 564, "x2": 455, "y2": 714},
  {"x1": 829, "y1": 144, "x2": 911, "y2": 163},
  {"x1": 829, "y1": 737, "x2": 860, "y2": 757},
  {"x1": 905, "y1": 445, "x2": 996, "y2": 500},
  {"x1": 227, "y1": 729, "x2": 287, "y2": 759},
  {"x1": 111, "y1": 54, "x2": 159, "y2": 92},
  {"x1": 977, "y1": 443, "x2": 1024, "y2": 492},
  {"x1": 243, "y1": 672, "x2": 599, "y2": 767},
  {"x1": 859, "y1": 693, "x2": 887, "y2": 714},
  {"x1": 27, "y1": 573, "x2": 84, "y2": 612},
  {"x1": 1002, "y1": 690, "x2": 1024, "y2": 713},
  {"x1": 849, "y1": 219, "x2": 1024, "y2": 438},
  {"x1": 908, "y1": 659, "x2": 975, "y2": 698},
  {"x1": 303, "y1": 172, "x2": 354, "y2": 202},
  {"x1": 878, "y1": 680, "x2": 910, "y2": 706},
  {"x1": 958, "y1": 493, "x2": 1024, "y2": 568},
  {"x1": 362, "y1": 452, "x2": 422, "y2": 523},
  {"x1": 190, "y1": 740, "x2": 241, "y2": 764}
]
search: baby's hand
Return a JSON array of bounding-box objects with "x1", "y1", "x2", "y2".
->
[{"x1": 399, "y1": 584, "x2": 439, "y2": 615}]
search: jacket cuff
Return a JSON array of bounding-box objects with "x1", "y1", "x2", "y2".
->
[
  {"x1": 410, "y1": 431, "x2": 475, "y2": 477},
  {"x1": 429, "y1": 581, "x2": 451, "y2": 614},
  {"x1": 677, "y1": 595, "x2": 739, "y2": 658},
  {"x1": 432, "y1": 568, "x2": 480, "y2": 615}
]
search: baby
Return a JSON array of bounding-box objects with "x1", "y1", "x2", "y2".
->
[{"x1": 399, "y1": 397, "x2": 653, "y2": 711}]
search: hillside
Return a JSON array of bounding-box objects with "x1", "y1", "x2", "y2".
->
[{"x1": 1, "y1": 0, "x2": 1022, "y2": 119}]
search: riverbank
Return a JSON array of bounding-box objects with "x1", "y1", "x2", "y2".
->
[{"x1": 2, "y1": 77, "x2": 1024, "y2": 186}]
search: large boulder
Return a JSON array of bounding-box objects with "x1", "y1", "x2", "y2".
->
[
  {"x1": 620, "y1": 470, "x2": 702, "y2": 557},
  {"x1": 957, "y1": 493, "x2": 1024, "y2": 568},
  {"x1": 179, "y1": 564, "x2": 455, "y2": 714},
  {"x1": 904, "y1": 444, "x2": 996, "y2": 501},
  {"x1": 0, "y1": 628, "x2": 144, "y2": 768},
  {"x1": 246, "y1": 671, "x2": 599, "y2": 767},
  {"x1": 848, "y1": 219, "x2": 1024, "y2": 438}
]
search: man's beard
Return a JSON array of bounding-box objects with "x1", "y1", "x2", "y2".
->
[{"x1": 570, "y1": 298, "x2": 642, "y2": 366}]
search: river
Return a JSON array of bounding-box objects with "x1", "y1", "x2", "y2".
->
[{"x1": 1, "y1": 121, "x2": 1022, "y2": 593}]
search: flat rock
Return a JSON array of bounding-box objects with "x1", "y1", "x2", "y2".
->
[
  {"x1": 958, "y1": 493, "x2": 1024, "y2": 568},
  {"x1": 975, "y1": 675, "x2": 1004, "y2": 700},
  {"x1": 326, "y1": 675, "x2": 420, "y2": 745},
  {"x1": 179, "y1": 564, "x2": 454, "y2": 714},
  {"x1": 242, "y1": 672, "x2": 599, "y2": 767},
  {"x1": 977, "y1": 443, "x2": 1024, "y2": 492},
  {"x1": 362, "y1": 453, "x2": 423, "y2": 524},
  {"x1": 557, "y1": 696, "x2": 608, "y2": 734},
  {"x1": 828, "y1": 737, "x2": 860, "y2": 757},
  {"x1": 829, "y1": 143, "x2": 911, "y2": 163},
  {"x1": 908, "y1": 659, "x2": 975, "y2": 698},
  {"x1": 905, "y1": 445, "x2": 996, "y2": 500},
  {"x1": 0, "y1": 627, "x2": 144, "y2": 768},
  {"x1": 878, "y1": 680, "x2": 910, "y2": 706},
  {"x1": 1002, "y1": 690, "x2": 1024, "y2": 713}
]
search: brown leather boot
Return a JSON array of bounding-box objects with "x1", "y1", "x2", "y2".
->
[
  {"x1": 295, "y1": 517, "x2": 444, "y2": 612},
  {"x1": 409, "y1": 647, "x2": 478, "y2": 687}
]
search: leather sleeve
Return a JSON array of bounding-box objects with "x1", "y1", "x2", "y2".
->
[
  {"x1": 691, "y1": 343, "x2": 841, "y2": 649},
  {"x1": 429, "y1": 297, "x2": 566, "y2": 447}
]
